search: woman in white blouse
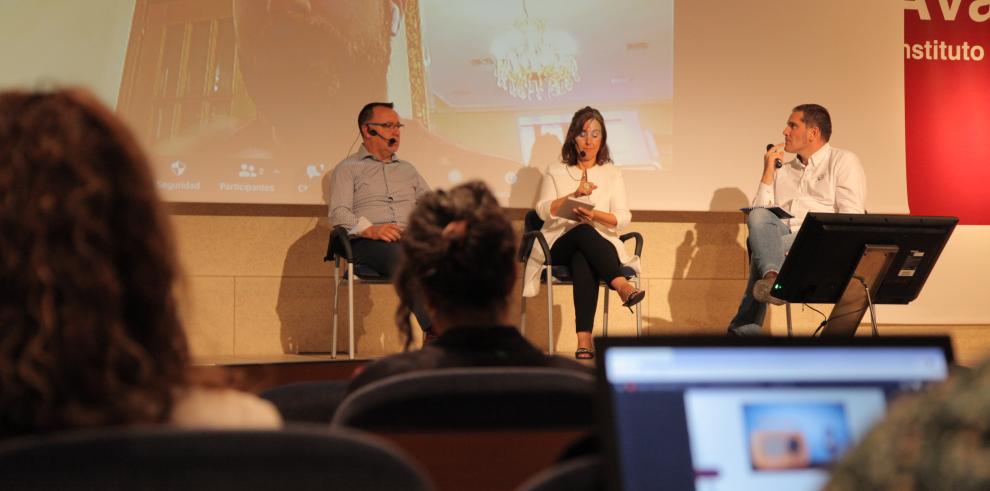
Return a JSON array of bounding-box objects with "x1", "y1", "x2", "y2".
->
[{"x1": 525, "y1": 107, "x2": 644, "y2": 359}]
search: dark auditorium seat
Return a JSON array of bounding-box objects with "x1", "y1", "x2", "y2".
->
[
  {"x1": 331, "y1": 367, "x2": 596, "y2": 491},
  {"x1": 331, "y1": 366, "x2": 595, "y2": 430},
  {"x1": 0, "y1": 427, "x2": 433, "y2": 491},
  {"x1": 515, "y1": 456, "x2": 604, "y2": 491},
  {"x1": 259, "y1": 379, "x2": 350, "y2": 424}
]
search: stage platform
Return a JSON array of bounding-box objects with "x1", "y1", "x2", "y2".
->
[
  {"x1": 187, "y1": 323, "x2": 990, "y2": 395},
  {"x1": 191, "y1": 354, "x2": 369, "y2": 393}
]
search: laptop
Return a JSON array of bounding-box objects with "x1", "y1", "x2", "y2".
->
[{"x1": 594, "y1": 336, "x2": 953, "y2": 491}]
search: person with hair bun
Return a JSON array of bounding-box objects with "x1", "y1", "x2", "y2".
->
[
  {"x1": 347, "y1": 181, "x2": 586, "y2": 393},
  {"x1": 0, "y1": 89, "x2": 280, "y2": 440},
  {"x1": 525, "y1": 106, "x2": 644, "y2": 360}
]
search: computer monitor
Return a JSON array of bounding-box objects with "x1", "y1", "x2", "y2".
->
[
  {"x1": 774, "y1": 212, "x2": 958, "y2": 305},
  {"x1": 595, "y1": 335, "x2": 954, "y2": 491}
]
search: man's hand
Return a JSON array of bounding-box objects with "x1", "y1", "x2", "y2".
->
[
  {"x1": 762, "y1": 144, "x2": 784, "y2": 184},
  {"x1": 361, "y1": 223, "x2": 403, "y2": 242},
  {"x1": 764, "y1": 144, "x2": 784, "y2": 170}
]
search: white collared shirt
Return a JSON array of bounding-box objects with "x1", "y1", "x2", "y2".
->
[{"x1": 752, "y1": 143, "x2": 867, "y2": 232}]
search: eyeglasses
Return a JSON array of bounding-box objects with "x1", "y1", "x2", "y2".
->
[{"x1": 366, "y1": 122, "x2": 405, "y2": 130}]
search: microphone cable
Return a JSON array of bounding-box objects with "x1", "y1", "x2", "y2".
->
[{"x1": 343, "y1": 134, "x2": 360, "y2": 160}]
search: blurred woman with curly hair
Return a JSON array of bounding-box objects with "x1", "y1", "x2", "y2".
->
[{"x1": 0, "y1": 89, "x2": 279, "y2": 439}]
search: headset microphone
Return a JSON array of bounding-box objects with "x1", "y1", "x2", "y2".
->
[{"x1": 368, "y1": 128, "x2": 397, "y2": 146}]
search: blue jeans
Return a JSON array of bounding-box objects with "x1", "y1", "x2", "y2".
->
[{"x1": 728, "y1": 209, "x2": 795, "y2": 335}]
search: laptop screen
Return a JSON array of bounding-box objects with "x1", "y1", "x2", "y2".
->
[{"x1": 595, "y1": 336, "x2": 953, "y2": 491}]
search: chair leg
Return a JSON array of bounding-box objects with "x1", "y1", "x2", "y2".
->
[
  {"x1": 786, "y1": 302, "x2": 794, "y2": 338},
  {"x1": 348, "y1": 263, "x2": 355, "y2": 360},
  {"x1": 634, "y1": 276, "x2": 642, "y2": 336},
  {"x1": 331, "y1": 264, "x2": 340, "y2": 359},
  {"x1": 546, "y1": 266, "x2": 554, "y2": 355},
  {"x1": 602, "y1": 283, "x2": 609, "y2": 337},
  {"x1": 519, "y1": 295, "x2": 527, "y2": 336}
]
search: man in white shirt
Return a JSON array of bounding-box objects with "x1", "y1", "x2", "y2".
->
[{"x1": 728, "y1": 104, "x2": 867, "y2": 336}]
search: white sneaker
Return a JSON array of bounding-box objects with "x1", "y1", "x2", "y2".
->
[{"x1": 753, "y1": 276, "x2": 786, "y2": 305}]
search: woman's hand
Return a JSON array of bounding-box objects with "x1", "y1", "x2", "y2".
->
[{"x1": 574, "y1": 207, "x2": 595, "y2": 223}]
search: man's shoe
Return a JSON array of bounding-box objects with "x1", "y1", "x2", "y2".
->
[{"x1": 752, "y1": 273, "x2": 786, "y2": 305}]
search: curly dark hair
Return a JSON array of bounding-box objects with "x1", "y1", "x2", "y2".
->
[
  {"x1": 560, "y1": 106, "x2": 612, "y2": 166},
  {"x1": 393, "y1": 181, "x2": 517, "y2": 349},
  {"x1": 0, "y1": 89, "x2": 189, "y2": 439}
]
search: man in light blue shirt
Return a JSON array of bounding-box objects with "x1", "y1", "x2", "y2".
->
[{"x1": 330, "y1": 102, "x2": 433, "y2": 336}]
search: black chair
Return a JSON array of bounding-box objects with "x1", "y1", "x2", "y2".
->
[
  {"x1": 331, "y1": 367, "x2": 596, "y2": 491},
  {"x1": 332, "y1": 366, "x2": 595, "y2": 430},
  {"x1": 258, "y1": 379, "x2": 350, "y2": 424},
  {"x1": 0, "y1": 427, "x2": 433, "y2": 491},
  {"x1": 515, "y1": 456, "x2": 603, "y2": 491},
  {"x1": 324, "y1": 226, "x2": 392, "y2": 359},
  {"x1": 519, "y1": 211, "x2": 643, "y2": 354}
]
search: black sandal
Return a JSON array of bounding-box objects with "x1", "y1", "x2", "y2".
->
[
  {"x1": 575, "y1": 348, "x2": 595, "y2": 360},
  {"x1": 621, "y1": 288, "x2": 646, "y2": 313}
]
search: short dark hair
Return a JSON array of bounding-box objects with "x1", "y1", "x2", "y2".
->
[
  {"x1": 357, "y1": 102, "x2": 395, "y2": 132},
  {"x1": 561, "y1": 106, "x2": 612, "y2": 166},
  {"x1": 793, "y1": 103, "x2": 832, "y2": 142}
]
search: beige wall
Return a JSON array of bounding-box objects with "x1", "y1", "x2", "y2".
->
[
  {"x1": 0, "y1": 0, "x2": 134, "y2": 107},
  {"x1": 175, "y1": 211, "x2": 990, "y2": 366}
]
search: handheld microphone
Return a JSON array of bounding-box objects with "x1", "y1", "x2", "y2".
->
[
  {"x1": 368, "y1": 128, "x2": 397, "y2": 146},
  {"x1": 766, "y1": 143, "x2": 783, "y2": 169}
]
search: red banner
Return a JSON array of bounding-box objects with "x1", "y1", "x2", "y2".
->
[{"x1": 904, "y1": 0, "x2": 990, "y2": 224}]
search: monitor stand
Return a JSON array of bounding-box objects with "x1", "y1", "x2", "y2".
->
[{"x1": 820, "y1": 245, "x2": 899, "y2": 337}]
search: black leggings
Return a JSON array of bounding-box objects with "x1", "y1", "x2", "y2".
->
[{"x1": 549, "y1": 224, "x2": 623, "y2": 333}]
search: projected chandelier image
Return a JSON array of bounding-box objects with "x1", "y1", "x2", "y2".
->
[{"x1": 116, "y1": 0, "x2": 673, "y2": 205}]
